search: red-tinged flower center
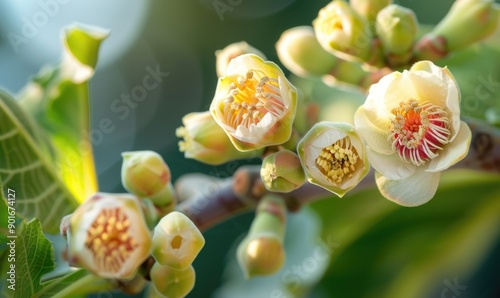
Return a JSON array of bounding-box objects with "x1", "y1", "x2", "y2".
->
[
  {"x1": 389, "y1": 99, "x2": 451, "y2": 166},
  {"x1": 86, "y1": 208, "x2": 138, "y2": 273},
  {"x1": 221, "y1": 70, "x2": 286, "y2": 129}
]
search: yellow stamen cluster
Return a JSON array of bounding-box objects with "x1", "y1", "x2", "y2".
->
[
  {"x1": 85, "y1": 208, "x2": 138, "y2": 273},
  {"x1": 315, "y1": 137, "x2": 359, "y2": 184},
  {"x1": 223, "y1": 70, "x2": 285, "y2": 129}
]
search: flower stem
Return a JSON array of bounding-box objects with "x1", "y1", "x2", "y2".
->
[{"x1": 51, "y1": 273, "x2": 113, "y2": 298}]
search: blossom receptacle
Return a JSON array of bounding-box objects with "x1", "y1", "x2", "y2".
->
[
  {"x1": 210, "y1": 54, "x2": 298, "y2": 151},
  {"x1": 375, "y1": 4, "x2": 418, "y2": 56},
  {"x1": 276, "y1": 26, "x2": 339, "y2": 77},
  {"x1": 152, "y1": 211, "x2": 205, "y2": 271},
  {"x1": 297, "y1": 122, "x2": 370, "y2": 198},
  {"x1": 68, "y1": 193, "x2": 152, "y2": 279},
  {"x1": 216, "y1": 41, "x2": 266, "y2": 77},
  {"x1": 176, "y1": 111, "x2": 262, "y2": 165},
  {"x1": 237, "y1": 195, "x2": 286, "y2": 278},
  {"x1": 350, "y1": 0, "x2": 392, "y2": 28},
  {"x1": 260, "y1": 149, "x2": 306, "y2": 193},
  {"x1": 313, "y1": 0, "x2": 373, "y2": 62},
  {"x1": 354, "y1": 60, "x2": 472, "y2": 206},
  {"x1": 121, "y1": 151, "x2": 171, "y2": 198},
  {"x1": 150, "y1": 263, "x2": 195, "y2": 298}
]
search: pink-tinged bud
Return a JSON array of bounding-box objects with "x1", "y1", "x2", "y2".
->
[
  {"x1": 260, "y1": 149, "x2": 306, "y2": 193},
  {"x1": 68, "y1": 193, "x2": 152, "y2": 279},
  {"x1": 216, "y1": 41, "x2": 267, "y2": 77},
  {"x1": 152, "y1": 211, "x2": 205, "y2": 271},
  {"x1": 176, "y1": 111, "x2": 262, "y2": 165},
  {"x1": 210, "y1": 54, "x2": 298, "y2": 152},
  {"x1": 297, "y1": 122, "x2": 370, "y2": 197},
  {"x1": 150, "y1": 263, "x2": 196, "y2": 298}
]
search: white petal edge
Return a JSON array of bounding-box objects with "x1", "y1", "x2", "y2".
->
[
  {"x1": 426, "y1": 121, "x2": 472, "y2": 172},
  {"x1": 354, "y1": 106, "x2": 393, "y2": 155},
  {"x1": 367, "y1": 147, "x2": 416, "y2": 180},
  {"x1": 376, "y1": 169, "x2": 441, "y2": 207}
]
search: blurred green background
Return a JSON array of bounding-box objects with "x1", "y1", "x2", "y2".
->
[{"x1": 1, "y1": 0, "x2": 499, "y2": 297}]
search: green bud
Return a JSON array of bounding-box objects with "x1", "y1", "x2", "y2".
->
[
  {"x1": 416, "y1": 0, "x2": 500, "y2": 60},
  {"x1": 237, "y1": 195, "x2": 286, "y2": 278},
  {"x1": 150, "y1": 263, "x2": 196, "y2": 298},
  {"x1": 434, "y1": 0, "x2": 500, "y2": 51},
  {"x1": 68, "y1": 193, "x2": 152, "y2": 280},
  {"x1": 216, "y1": 41, "x2": 267, "y2": 77},
  {"x1": 176, "y1": 111, "x2": 262, "y2": 165},
  {"x1": 297, "y1": 122, "x2": 370, "y2": 197},
  {"x1": 121, "y1": 151, "x2": 171, "y2": 198},
  {"x1": 260, "y1": 150, "x2": 306, "y2": 193},
  {"x1": 313, "y1": 0, "x2": 373, "y2": 62},
  {"x1": 276, "y1": 26, "x2": 339, "y2": 77},
  {"x1": 152, "y1": 211, "x2": 205, "y2": 270},
  {"x1": 376, "y1": 4, "x2": 418, "y2": 57},
  {"x1": 350, "y1": 0, "x2": 392, "y2": 27}
]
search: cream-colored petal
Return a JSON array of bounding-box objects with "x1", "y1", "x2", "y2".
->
[
  {"x1": 367, "y1": 147, "x2": 416, "y2": 180},
  {"x1": 426, "y1": 121, "x2": 472, "y2": 172},
  {"x1": 354, "y1": 106, "x2": 393, "y2": 155},
  {"x1": 382, "y1": 71, "x2": 420, "y2": 111},
  {"x1": 376, "y1": 169, "x2": 441, "y2": 206}
]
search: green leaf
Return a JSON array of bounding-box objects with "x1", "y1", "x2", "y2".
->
[
  {"x1": 18, "y1": 23, "x2": 109, "y2": 203},
  {"x1": 0, "y1": 90, "x2": 78, "y2": 233},
  {"x1": 312, "y1": 170, "x2": 500, "y2": 298},
  {"x1": 1, "y1": 219, "x2": 55, "y2": 298},
  {"x1": 37, "y1": 269, "x2": 111, "y2": 298}
]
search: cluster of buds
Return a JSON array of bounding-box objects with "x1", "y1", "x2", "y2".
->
[{"x1": 276, "y1": 0, "x2": 500, "y2": 90}]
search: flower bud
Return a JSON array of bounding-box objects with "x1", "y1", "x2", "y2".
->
[
  {"x1": 276, "y1": 26, "x2": 339, "y2": 77},
  {"x1": 260, "y1": 150, "x2": 306, "y2": 193},
  {"x1": 376, "y1": 4, "x2": 418, "y2": 57},
  {"x1": 176, "y1": 111, "x2": 262, "y2": 165},
  {"x1": 150, "y1": 263, "x2": 195, "y2": 298},
  {"x1": 210, "y1": 54, "x2": 298, "y2": 151},
  {"x1": 297, "y1": 122, "x2": 370, "y2": 197},
  {"x1": 350, "y1": 0, "x2": 392, "y2": 27},
  {"x1": 237, "y1": 195, "x2": 286, "y2": 278},
  {"x1": 313, "y1": 0, "x2": 373, "y2": 62},
  {"x1": 68, "y1": 193, "x2": 152, "y2": 279},
  {"x1": 434, "y1": 0, "x2": 500, "y2": 51},
  {"x1": 121, "y1": 151, "x2": 171, "y2": 198},
  {"x1": 152, "y1": 211, "x2": 205, "y2": 270},
  {"x1": 216, "y1": 41, "x2": 267, "y2": 77},
  {"x1": 416, "y1": 0, "x2": 500, "y2": 60}
]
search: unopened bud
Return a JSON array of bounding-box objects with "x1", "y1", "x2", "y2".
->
[
  {"x1": 276, "y1": 26, "x2": 338, "y2": 77},
  {"x1": 216, "y1": 41, "x2": 267, "y2": 77},
  {"x1": 416, "y1": 0, "x2": 500, "y2": 59},
  {"x1": 152, "y1": 211, "x2": 205, "y2": 271},
  {"x1": 313, "y1": 0, "x2": 373, "y2": 62},
  {"x1": 68, "y1": 193, "x2": 152, "y2": 279},
  {"x1": 297, "y1": 122, "x2": 370, "y2": 197},
  {"x1": 121, "y1": 151, "x2": 171, "y2": 198},
  {"x1": 176, "y1": 111, "x2": 262, "y2": 165},
  {"x1": 376, "y1": 5, "x2": 418, "y2": 57},
  {"x1": 260, "y1": 150, "x2": 305, "y2": 193},
  {"x1": 150, "y1": 263, "x2": 196, "y2": 298},
  {"x1": 350, "y1": 0, "x2": 392, "y2": 27},
  {"x1": 237, "y1": 195, "x2": 286, "y2": 278}
]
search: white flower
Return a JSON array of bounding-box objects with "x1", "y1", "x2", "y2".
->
[
  {"x1": 354, "y1": 60, "x2": 472, "y2": 206},
  {"x1": 210, "y1": 54, "x2": 298, "y2": 152},
  {"x1": 297, "y1": 122, "x2": 370, "y2": 197},
  {"x1": 68, "y1": 193, "x2": 152, "y2": 279}
]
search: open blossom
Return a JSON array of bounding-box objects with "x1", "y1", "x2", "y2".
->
[
  {"x1": 354, "y1": 60, "x2": 471, "y2": 206},
  {"x1": 210, "y1": 54, "x2": 298, "y2": 152},
  {"x1": 297, "y1": 122, "x2": 370, "y2": 197},
  {"x1": 68, "y1": 193, "x2": 152, "y2": 279}
]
